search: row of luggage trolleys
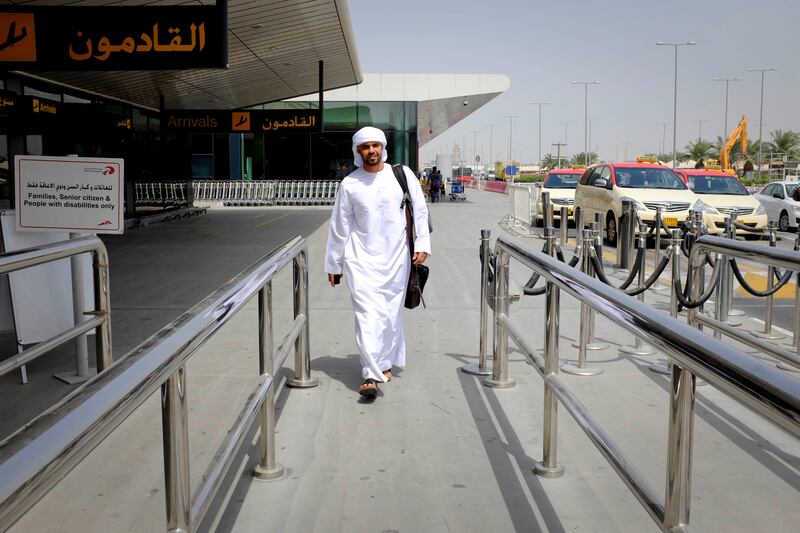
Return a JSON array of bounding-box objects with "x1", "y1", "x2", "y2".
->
[
  {"x1": 192, "y1": 180, "x2": 340, "y2": 206},
  {"x1": 134, "y1": 182, "x2": 189, "y2": 207}
]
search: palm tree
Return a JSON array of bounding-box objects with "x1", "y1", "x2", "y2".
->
[
  {"x1": 681, "y1": 139, "x2": 714, "y2": 163},
  {"x1": 541, "y1": 153, "x2": 563, "y2": 170},
  {"x1": 570, "y1": 152, "x2": 598, "y2": 166},
  {"x1": 764, "y1": 130, "x2": 800, "y2": 158}
]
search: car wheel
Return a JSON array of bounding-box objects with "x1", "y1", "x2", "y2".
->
[
  {"x1": 779, "y1": 210, "x2": 790, "y2": 232},
  {"x1": 606, "y1": 212, "x2": 618, "y2": 246}
]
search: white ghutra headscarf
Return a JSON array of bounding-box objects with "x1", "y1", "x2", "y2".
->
[{"x1": 352, "y1": 126, "x2": 388, "y2": 168}]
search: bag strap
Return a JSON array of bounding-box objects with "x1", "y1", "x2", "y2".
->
[{"x1": 392, "y1": 164, "x2": 415, "y2": 258}]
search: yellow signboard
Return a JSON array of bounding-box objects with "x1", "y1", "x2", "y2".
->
[
  {"x1": 0, "y1": 13, "x2": 37, "y2": 62},
  {"x1": 232, "y1": 112, "x2": 250, "y2": 132}
]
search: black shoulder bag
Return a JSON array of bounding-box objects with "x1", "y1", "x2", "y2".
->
[{"x1": 392, "y1": 164, "x2": 430, "y2": 309}]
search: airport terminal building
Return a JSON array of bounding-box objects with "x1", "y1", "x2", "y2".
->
[{"x1": 0, "y1": 1, "x2": 507, "y2": 212}]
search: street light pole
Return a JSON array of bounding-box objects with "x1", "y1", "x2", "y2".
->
[
  {"x1": 572, "y1": 81, "x2": 600, "y2": 166},
  {"x1": 660, "y1": 122, "x2": 670, "y2": 156},
  {"x1": 657, "y1": 41, "x2": 697, "y2": 168},
  {"x1": 561, "y1": 121, "x2": 576, "y2": 146},
  {"x1": 713, "y1": 77, "x2": 741, "y2": 138},
  {"x1": 529, "y1": 102, "x2": 551, "y2": 172},
  {"x1": 587, "y1": 118, "x2": 598, "y2": 162},
  {"x1": 747, "y1": 67, "x2": 779, "y2": 175},
  {"x1": 692, "y1": 119, "x2": 708, "y2": 142},
  {"x1": 487, "y1": 123, "x2": 497, "y2": 169},
  {"x1": 502, "y1": 115, "x2": 519, "y2": 177}
]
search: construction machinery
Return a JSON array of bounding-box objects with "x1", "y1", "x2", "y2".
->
[{"x1": 720, "y1": 115, "x2": 753, "y2": 175}]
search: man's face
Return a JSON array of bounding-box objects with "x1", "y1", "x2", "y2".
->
[{"x1": 357, "y1": 141, "x2": 383, "y2": 167}]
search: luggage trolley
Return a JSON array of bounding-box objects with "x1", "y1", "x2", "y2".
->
[{"x1": 449, "y1": 178, "x2": 467, "y2": 202}]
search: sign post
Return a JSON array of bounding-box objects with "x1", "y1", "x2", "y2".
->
[{"x1": 15, "y1": 155, "x2": 123, "y2": 383}]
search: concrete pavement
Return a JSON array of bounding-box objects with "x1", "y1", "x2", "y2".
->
[{"x1": 4, "y1": 190, "x2": 799, "y2": 532}]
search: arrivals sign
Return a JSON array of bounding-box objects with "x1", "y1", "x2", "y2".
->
[
  {"x1": 16, "y1": 156, "x2": 124, "y2": 234},
  {"x1": 0, "y1": 4, "x2": 227, "y2": 70},
  {"x1": 161, "y1": 109, "x2": 321, "y2": 134}
]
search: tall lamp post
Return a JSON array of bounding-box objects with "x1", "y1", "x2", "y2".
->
[
  {"x1": 529, "y1": 101, "x2": 550, "y2": 171},
  {"x1": 487, "y1": 123, "x2": 497, "y2": 170},
  {"x1": 713, "y1": 77, "x2": 741, "y2": 138},
  {"x1": 572, "y1": 81, "x2": 600, "y2": 166},
  {"x1": 660, "y1": 122, "x2": 670, "y2": 156},
  {"x1": 561, "y1": 121, "x2": 576, "y2": 146},
  {"x1": 587, "y1": 118, "x2": 599, "y2": 162},
  {"x1": 692, "y1": 119, "x2": 708, "y2": 142},
  {"x1": 747, "y1": 67, "x2": 779, "y2": 175},
  {"x1": 502, "y1": 115, "x2": 519, "y2": 178},
  {"x1": 656, "y1": 41, "x2": 697, "y2": 168}
]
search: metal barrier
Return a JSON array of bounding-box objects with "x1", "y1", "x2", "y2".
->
[
  {"x1": 507, "y1": 183, "x2": 534, "y2": 230},
  {"x1": 484, "y1": 232, "x2": 800, "y2": 531},
  {"x1": 148, "y1": 180, "x2": 341, "y2": 207},
  {"x1": 0, "y1": 236, "x2": 318, "y2": 532},
  {"x1": 0, "y1": 236, "x2": 112, "y2": 378},
  {"x1": 687, "y1": 235, "x2": 800, "y2": 370}
]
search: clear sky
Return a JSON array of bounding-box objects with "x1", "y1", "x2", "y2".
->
[{"x1": 348, "y1": 0, "x2": 800, "y2": 166}]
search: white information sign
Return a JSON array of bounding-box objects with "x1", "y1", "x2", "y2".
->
[{"x1": 15, "y1": 155, "x2": 124, "y2": 234}]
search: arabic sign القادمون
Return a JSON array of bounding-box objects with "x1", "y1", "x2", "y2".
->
[
  {"x1": 162, "y1": 109, "x2": 322, "y2": 134},
  {"x1": 0, "y1": 4, "x2": 226, "y2": 70}
]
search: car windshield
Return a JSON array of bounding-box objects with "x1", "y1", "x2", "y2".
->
[
  {"x1": 615, "y1": 167, "x2": 685, "y2": 189},
  {"x1": 688, "y1": 174, "x2": 748, "y2": 195},
  {"x1": 544, "y1": 173, "x2": 580, "y2": 189}
]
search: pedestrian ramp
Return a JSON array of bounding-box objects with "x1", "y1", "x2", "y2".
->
[{"x1": 0, "y1": 190, "x2": 798, "y2": 532}]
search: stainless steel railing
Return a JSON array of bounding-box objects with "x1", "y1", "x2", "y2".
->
[
  {"x1": 0, "y1": 236, "x2": 112, "y2": 378},
  {"x1": 688, "y1": 234, "x2": 800, "y2": 369},
  {"x1": 0, "y1": 235, "x2": 318, "y2": 532},
  {"x1": 486, "y1": 233, "x2": 800, "y2": 531}
]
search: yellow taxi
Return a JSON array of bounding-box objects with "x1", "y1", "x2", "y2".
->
[
  {"x1": 534, "y1": 167, "x2": 584, "y2": 225},
  {"x1": 573, "y1": 158, "x2": 706, "y2": 245},
  {"x1": 676, "y1": 168, "x2": 767, "y2": 239}
]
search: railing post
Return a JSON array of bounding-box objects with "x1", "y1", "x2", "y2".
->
[
  {"x1": 574, "y1": 207, "x2": 584, "y2": 237},
  {"x1": 753, "y1": 222, "x2": 785, "y2": 340},
  {"x1": 664, "y1": 362, "x2": 696, "y2": 531},
  {"x1": 560, "y1": 206, "x2": 569, "y2": 246},
  {"x1": 485, "y1": 245, "x2": 516, "y2": 389},
  {"x1": 564, "y1": 230, "x2": 603, "y2": 376},
  {"x1": 287, "y1": 249, "x2": 319, "y2": 388},
  {"x1": 621, "y1": 223, "x2": 656, "y2": 355},
  {"x1": 93, "y1": 247, "x2": 113, "y2": 372},
  {"x1": 717, "y1": 215, "x2": 742, "y2": 328},
  {"x1": 617, "y1": 199, "x2": 632, "y2": 268},
  {"x1": 726, "y1": 209, "x2": 746, "y2": 318},
  {"x1": 572, "y1": 221, "x2": 608, "y2": 351},
  {"x1": 162, "y1": 366, "x2": 192, "y2": 533},
  {"x1": 533, "y1": 253, "x2": 565, "y2": 478},
  {"x1": 541, "y1": 191, "x2": 552, "y2": 231},
  {"x1": 651, "y1": 230, "x2": 682, "y2": 375},
  {"x1": 652, "y1": 206, "x2": 667, "y2": 291},
  {"x1": 254, "y1": 283, "x2": 285, "y2": 480},
  {"x1": 463, "y1": 229, "x2": 493, "y2": 376}
]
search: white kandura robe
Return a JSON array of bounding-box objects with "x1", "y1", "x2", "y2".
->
[{"x1": 324, "y1": 165, "x2": 431, "y2": 382}]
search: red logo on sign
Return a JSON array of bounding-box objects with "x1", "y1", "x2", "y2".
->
[
  {"x1": 98, "y1": 220, "x2": 112, "y2": 226},
  {"x1": 102, "y1": 166, "x2": 115, "y2": 175}
]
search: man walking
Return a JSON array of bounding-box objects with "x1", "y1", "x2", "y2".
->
[{"x1": 324, "y1": 127, "x2": 431, "y2": 398}]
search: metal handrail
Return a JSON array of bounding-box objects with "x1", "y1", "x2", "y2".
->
[
  {"x1": 0, "y1": 236, "x2": 112, "y2": 376},
  {"x1": 487, "y1": 233, "x2": 800, "y2": 532},
  {"x1": 0, "y1": 235, "x2": 318, "y2": 532},
  {"x1": 688, "y1": 235, "x2": 800, "y2": 369}
]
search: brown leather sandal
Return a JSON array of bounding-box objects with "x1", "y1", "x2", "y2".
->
[
  {"x1": 382, "y1": 369, "x2": 392, "y2": 382},
  {"x1": 359, "y1": 379, "x2": 378, "y2": 397}
]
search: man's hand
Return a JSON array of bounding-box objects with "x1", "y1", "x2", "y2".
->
[
  {"x1": 413, "y1": 252, "x2": 428, "y2": 265},
  {"x1": 328, "y1": 274, "x2": 337, "y2": 287}
]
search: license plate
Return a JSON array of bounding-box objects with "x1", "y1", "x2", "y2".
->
[{"x1": 664, "y1": 217, "x2": 678, "y2": 227}]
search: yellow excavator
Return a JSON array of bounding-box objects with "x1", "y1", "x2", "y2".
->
[{"x1": 719, "y1": 115, "x2": 754, "y2": 175}]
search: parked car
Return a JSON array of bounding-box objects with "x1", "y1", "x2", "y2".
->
[
  {"x1": 753, "y1": 181, "x2": 800, "y2": 231},
  {"x1": 534, "y1": 168, "x2": 584, "y2": 225},
  {"x1": 573, "y1": 159, "x2": 711, "y2": 245},
  {"x1": 487, "y1": 170, "x2": 497, "y2": 180},
  {"x1": 676, "y1": 169, "x2": 767, "y2": 239}
]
